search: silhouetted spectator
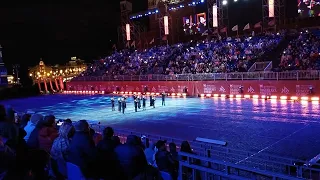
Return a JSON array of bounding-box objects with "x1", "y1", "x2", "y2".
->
[
  {"x1": 38, "y1": 115, "x2": 58, "y2": 152},
  {"x1": 24, "y1": 114, "x2": 43, "y2": 142},
  {"x1": 0, "y1": 105, "x2": 19, "y2": 143},
  {"x1": 115, "y1": 135, "x2": 148, "y2": 179},
  {"x1": 155, "y1": 140, "x2": 176, "y2": 179},
  {"x1": 144, "y1": 143, "x2": 156, "y2": 165},
  {"x1": 20, "y1": 113, "x2": 31, "y2": 129},
  {"x1": 67, "y1": 120, "x2": 97, "y2": 178},
  {"x1": 112, "y1": 135, "x2": 121, "y2": 147}
]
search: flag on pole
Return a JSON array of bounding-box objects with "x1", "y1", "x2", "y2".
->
[
  {"x1": 149, "y1": 38, "x2": 154, "y2": 44},
  {"x1": 131, "y1": 41, "x2": 136, "y2": 48},
  {"x1": 254, "y1": 22, "x2": 262, "y2": 28},
  {"x1": 268, "y1": 19, "x2": 275, "y2": 26},
  {"x1": 243, "y1": 23, "x2": 250, "y2": 30},
  {"x1": 220, "y1": 27, "x2": 227, "y2": 33},
  {"x1": 232, "y1": 25, "x2": 238, "y2": 31}
]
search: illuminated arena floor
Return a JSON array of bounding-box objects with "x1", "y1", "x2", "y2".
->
[{"x1": 1, "y1": 94, "x2": 320, "y2": 160}]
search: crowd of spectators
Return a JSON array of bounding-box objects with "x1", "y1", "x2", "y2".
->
[
  {"x1": 0, "y1": 104, "x2": 195, "y2": 180},
  {"x1": 279, "y1": 30, "x2": 320, "y2": 71},
  {"x1": 78, "y1": 33, "x2": 282, "y2": 79}
]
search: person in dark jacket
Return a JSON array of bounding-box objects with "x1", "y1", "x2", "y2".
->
[
  {"x1": 155, "y1": 140, "x2": 176, "y2": 179},
  {"x1": 122, "y1": 98, "x2": 126, "y2": 114},
  {"x1": 134, "y1": 98, "x2": 138, "y2": 112},
  {"x1": 142, "y1": 95, "x2": 147, "y2": 110},
  {"x1": 111, "y1": 97, "x2": 115, "y2": 111},
  {"x1": 67, "y1": 120, "x2": 97, "y2": 178},
  {"x1": 114, "y1": 135, "x2": 148, "y2": 179},
  {"x1": 96, "y1": 127, "x2": 123, "y2": 179},
  {"x1": 118, "y1": 98, "x2": 122, "y2": 112},
  {"x1": 161, "y1": 92, "x2": 166, "y2": 106}
]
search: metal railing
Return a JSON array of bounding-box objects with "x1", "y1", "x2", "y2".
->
[
  {"x1": 72, "y1": 71, "x2": 320, "y2": 82},
  {"x1": 179, "y1": 152, "x2": 304, "y2": 180},
  {"x1": 89, "y1": 124, "x2": 320, "y2": 179}
]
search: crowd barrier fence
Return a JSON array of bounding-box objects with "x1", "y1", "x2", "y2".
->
[{"x1": 72, "y1": 71, "x2": 320, "y2": 82}]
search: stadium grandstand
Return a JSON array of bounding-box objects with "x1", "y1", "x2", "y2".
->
[{"x1": 2, "y1": 0, "x2": 320, "y2": 180}]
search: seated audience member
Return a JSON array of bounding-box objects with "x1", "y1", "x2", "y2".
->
[
  {"x1": 144, "y1": 143, "x2": 156, "y2": 166},
  {"x1": 50, "y1": 122, "x2": 75, "y2": 178},
  {"x1": 0, "y1": 135, "x2": 16, "y2": 179},
  {"x1": 63, "y1": 119, "x2": 72, "y2": 124},
  {"x1": 169, "y1": 142, "x2": 178, "y2": 162},
  {"x1": 24, "y1": 113, "x2": 43, "y2": 142},
  {"x1": 112, "y1": 135, "x2": 121, "y2": 147},
  {"x1": 155, "y1": 140, "x2": 176, "y2": 179},
  {"x1": 20, "y1": 113, "x2": 31, "y2": 129},
  {"x1": 115, "y1": 135, "x2": 148, "y2": 179},
  {"x1": 38, "y1": 115, "x2": 58, "y2": 152},
  {"x1": 97, "y1": 127, "x2": 116, "y2": 152},
  {"x1": 0, "y1": 105, "x2": 19, "y2": 143},
  {"x1": 67, "y1": 120, "x2": 97, "y2": 178}
]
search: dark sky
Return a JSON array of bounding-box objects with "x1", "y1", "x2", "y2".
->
[{"x1": 0, "y1": 0, "x2": 296, "y2": 69}]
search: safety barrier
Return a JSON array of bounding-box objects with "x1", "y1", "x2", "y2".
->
[
  {"x1": 88, "y1": 125, "x2": 320, "y2": 179},
  {"x1": 67, "y1": 80, "x2": 320, "y2": 97},
  {"x1": 72, "y1": 71, "x2": 320, "y2": 81}
]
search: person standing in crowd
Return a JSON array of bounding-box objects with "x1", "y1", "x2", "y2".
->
[
  {"x1": 142, "y1": 95, "x2": 147, "y2": 110},
  {"x1": 111, "y1": 97, "x2": 115, "y2": 111},
  {"x1": 134, "y1": 98, "x2": 138, "y2": 112},
  {"x1": 161, "y1": 91, "x2": 166, "y2": 106},
  {"x1": 118, "y1": 98, "x2": 122, "y2": 112},
  {"x1": 24, "y1": 113, "x2": 43, "y2": 142},
  {"x1": 122, "y1": 98, "x2": 126, "y2": 114},
  {"x1": 155, "y1": 140, "x2": 176, "y2": 179}
]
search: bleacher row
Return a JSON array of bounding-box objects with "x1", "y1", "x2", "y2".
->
[{"x1": 73, "y1": 29, "x2": 320, "y2": 81}]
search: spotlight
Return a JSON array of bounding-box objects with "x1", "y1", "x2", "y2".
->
[
  {"x1": 234, "y1": 0, "x2": 237, "y2": 1},
  {"x1": 222, "y1": 0, "x2": 227, "y2": 5}
]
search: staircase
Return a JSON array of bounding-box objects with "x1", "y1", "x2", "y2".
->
[{"x1": 248, "y1": 61, "x2": 272, "y2": 72}]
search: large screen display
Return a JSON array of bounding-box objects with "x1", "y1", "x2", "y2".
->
[
  {"x1": 182, "y1": 12, "x2": 207, "y2": 35},
  {"x1": 298, "y1": 0, "x2": 320, "y2": 17}
]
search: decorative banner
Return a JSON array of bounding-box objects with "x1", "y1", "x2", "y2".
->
[
  {"x1": 67, "y1": 80, "x2": 320, "y2": 97},
  {"x1": 37, "y1": 81, "x2": 42, "y2": 92},
  {"x1": 164, "y1": 16, "x2": 169, "y2": 35},
  {"x1": 126, "y1": 24, "x2": 131, "y2": 41},
  {"x1": 59, "y1": 77, "x2": 64, "y2": 90},
  {"x1": 268, "y1": 0, "x2": 275, "y2": 17},
  {"x1": 54, "y1": 79, "x2": 60, "y2": 90},
  {"x1": 49, "y1": 79, "x2": 54, "y2": 91},
  {"x1": 212, "y1": 5, "x2": 218, "y2": 28}
]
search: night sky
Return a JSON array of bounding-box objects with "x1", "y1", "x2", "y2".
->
[{"x1": 0, "y1": 0, "x2": 296, "y2": 70}]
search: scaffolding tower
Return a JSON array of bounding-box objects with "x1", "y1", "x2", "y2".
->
[
  {"x1": 118, "y1": 0, "x2": 144, "y2": 48},
  {"x1": 262, "y1": 0, "x2": 285, "y2": 30},
  {"x1": 207, "y1": 0, "x2": 229, "y2": 31}
]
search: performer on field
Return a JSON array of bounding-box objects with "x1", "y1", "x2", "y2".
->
[
  {"x1": 138, "y1": 95, "x2": 141, "y2": 109},
  {"x1": 150, "y1": 95, "x2": 152, "y2": 106},
  {"x1": 142, "y1": 95, "x2": 147, "y2": 110},
  {"x1": 161, "y1": 91, "x2": 166, "y2": 106},
  {"x1": 122, "y1": 98, "x2": 126, "y2": 114},
  {"x1": 134, "y1": 98, "x2": 138, "y2": 112},
  {"x1": 111, "y1": 97, "x2": 115, "y2": 111},
  {"x1": 151, "y1": 95, "x2": 156, "y2": 108},
  {"x1": 118, "y1": 98, "x2": 122, "y2": 112}
]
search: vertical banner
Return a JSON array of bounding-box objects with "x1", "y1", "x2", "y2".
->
[
  {"x1": 37, "y1": 81, "x2": 42, "y2": 92},
  {"x1": 54, "y1": 78, "x2": 60, "y2": 90},
  {"x1": 212, "y1": 5, "x2": 218, "y2": 28},
  {"x1": 268, "y1": 0, "x2": 275, "y2": 17},
  {"x1": 164, "y1": 16, "x2": 169, "y2": 35},
  {"x1": 49, "y1": 79, "x2": 54, "y2": 91},
  {"x1": 126, "y1": 24, "x2": 131, "y2": 41},
  {"x1": 59, "y1": 77, "x2": 64, "y2": 90},
  {"x1": 44, "y1": 79, "x2": 48, "y2": 92}
]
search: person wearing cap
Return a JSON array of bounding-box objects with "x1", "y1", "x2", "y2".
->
[
  {"x1": 111, "y1": 97, "x2": 115, "y2": 111},
  {"x1": 155, "y1": 140, "x2": 176, "y2": 179},
  {"x1": 118, "y1": 98, "x2": 122, "y2": 112},
  {"x1": 67, "y1": 120, "x2": 98, "y2": 178},
  {"x1": 142, "y1": 95, "x2": 147, "y2": 110},
  {"x1": 161, "y1": 91, "x2": 166, "y2": 106},
  {"x1": 134, "y1": 98, "x2": 138, "y2": 112},
  {"x1": 122, "y1": 98, "x2": 126, "y2": 114}
]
